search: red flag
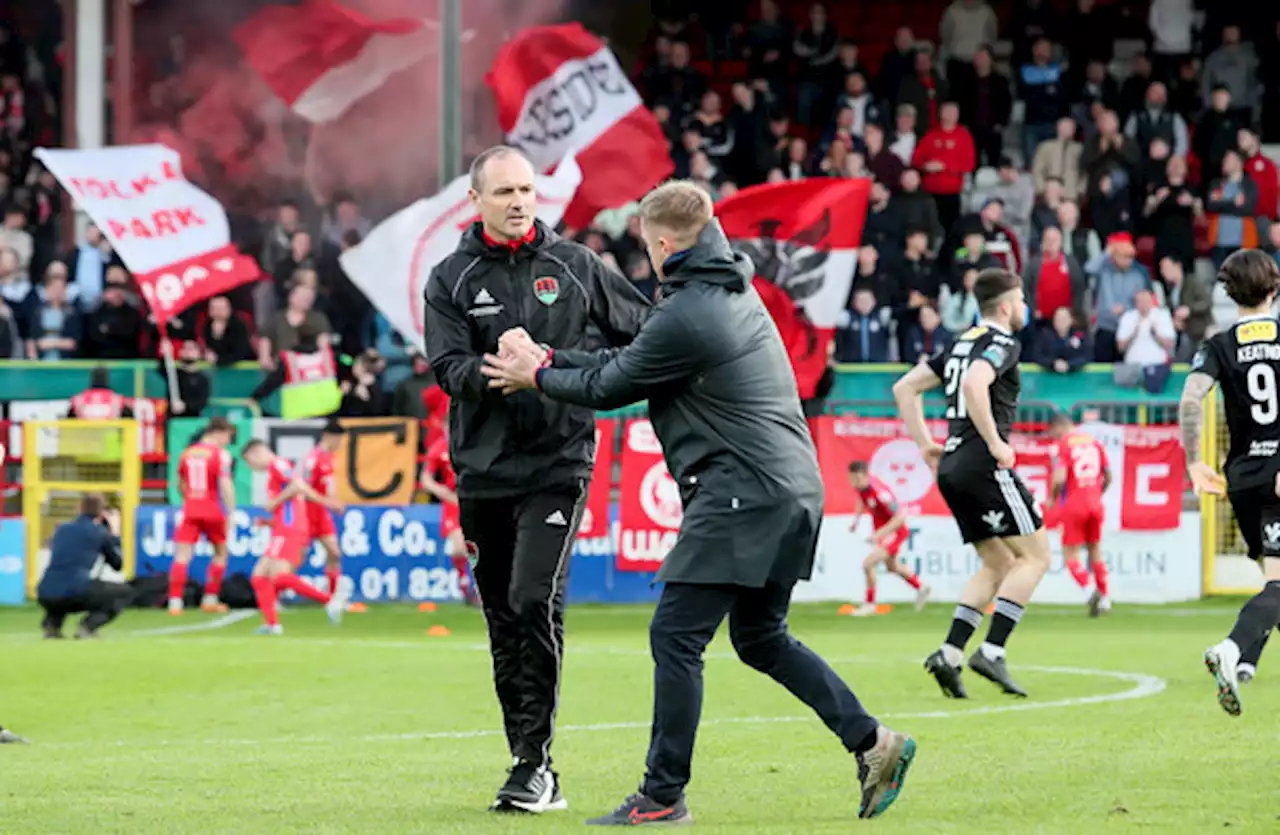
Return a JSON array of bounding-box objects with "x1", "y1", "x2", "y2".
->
[
  {"x1": 617, "y1": 419, "x2": 680, "y2": 572},
  {"x1": 1119, "y1": 431, "x2": 1183, "y2": 530},
  {"x1": 486, "y1": 23, "x2": 673, "y2": 229},
  {"x1": 814, "y1": 416, "x2": 950, "y2": 515},
  {"x1": 578, "y1": 419, "x2": 617, "y2": 539}
]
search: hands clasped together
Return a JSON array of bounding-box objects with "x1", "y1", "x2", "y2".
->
[{"x1": 481, "y1": 328, "x2": 548, "y2": 395}]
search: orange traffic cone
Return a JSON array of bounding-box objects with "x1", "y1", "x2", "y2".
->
[
  {"x1": 426, "y1": 624, "x2": 451, "y2": 637},
  {"x1": 837, "y1": 604, "x2": 856, "y2": 616},
  {"x1": 418, "y1": 601, "x2": 438, "y2": 613},
  {"x1": 347, "y1": 602, "x2": 368, "y2": 613}
]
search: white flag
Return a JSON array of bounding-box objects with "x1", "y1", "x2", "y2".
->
[{"x1": 340, "y1": 155, "x2": 583, "y2": 351}]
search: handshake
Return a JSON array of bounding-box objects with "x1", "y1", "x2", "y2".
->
[{"x1": 481, "y1": 328, "x2": 549, "y2": 395}]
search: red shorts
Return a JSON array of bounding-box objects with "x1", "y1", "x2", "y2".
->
[
  {"x1": 875, "y1": 527, "x2": 910, "y2": 559},
  {"x1": 306, "y1": 506, "x2": 337, "y2": 539},
  {"x1": 441, "y1": 504, "x2": 460, "y2": 539},
  {"x1": 175, "y1": 515, "x2": 227, "y2": 547},
  {"x1": 1061, "y1": 502, "x2": 1104, "y2": 547},
  {"x1": 266, "y1": 527, "x2": 309, "y2": 567}
]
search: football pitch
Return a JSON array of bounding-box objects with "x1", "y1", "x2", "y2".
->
[{"x1": 2, "y1": 601, "x2": 1278, "y2": 834}]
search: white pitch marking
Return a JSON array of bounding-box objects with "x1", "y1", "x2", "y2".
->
[{"x1": 128, "y1": 609, "x2": 257, "y2": 636}]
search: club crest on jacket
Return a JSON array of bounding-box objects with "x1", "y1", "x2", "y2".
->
[{"x1": 534, "y1": 276, "x2": 559, "y2": 305}]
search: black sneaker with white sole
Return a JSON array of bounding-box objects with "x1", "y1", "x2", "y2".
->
[
  {"x1": 967, "y1": 650, "x2": 1028, "y2": 697},
  {"x1": 923, "y1": 649, "x2": 967, "y2": 699},
  {"x1": 491, "y1": 760, "x2": 567, "y2": 813},
  {"x1": 0, "y1": 726, "x2": 27, "y2": 744},
  {"x1": 585, "y1": 792, "x2": 693, "y2": 826}
]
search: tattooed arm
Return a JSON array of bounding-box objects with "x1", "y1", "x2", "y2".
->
[{"x1": 1178, "y1": 371, "x2": 1216, "y2": 465}]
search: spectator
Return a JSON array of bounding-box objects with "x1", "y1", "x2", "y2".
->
[
  {"x1": 939, "y1": 251, "x2": 984, "y2": 331},
  {"x1": 1239, "y1": 126, "x2": 1279, "y2": 221},
  {"x1": 259, "y1": 282, "x2": 332, "y2": 369},
  {"x1": 1030, "y1": 177, "x2": 1067, "y2": 248},
  {"x1": 1197, "y1": 86, "x2": 1248, "y2": 184},
  {"x1": 1169, "y1": 58, "x2": 1203, "y2": 122},
  {"x1": 1115, "y1": 288, "x2": 1175, "y2": 382},
  {"x1": 339, "y1": 348, "x2": 388, "y2": 417},
  {"x1": 63, "y1": 222, "x2": 113, "y2": 306},
  {"x1": 1088, "y1": 232, "x2": 1153, "y2": 361},
  {"x1": 877, "y1": 26, "x2": 918, "y2": 103},
  {"x1": 1143, "y1": 154, "x2": 1201, "y2": 275},
  {"x1": 897, "y1": 50, "x2": 947, "y2": 138},
  {"x1": 761, "y1": 111, "x2": 794, "y2": 180},
  {"x1": 320, "y1": 193, "x2": 372, "y2": 250},
  {"x1": 0, "y1": 205, "x2": 32, "y2": 269},
  {"x1": 954, "y1": 45, "x2": 1012, "y2": 168},
  {"x1": 1118, "y1": 53, "x2": 1154, "y2": 122},
  {"x1": 1024, "y1": 226, "x2": 1088, "y2": 330},
  {"x1": 650, "y1": 40, "x2": 706, "y2": 119},
  {"x1": 782, "y1": 137, "x2": 813, "y2": 180},
  {"x1": 829, "y1": 42, "x2": 866, "y2": 106},
  {"x1": 1019, "y1": 37, "x2": 1067, "y2": 163},
  {"x1": 0, "y1": 292, "x2": 19, "y2": 358},
  {"x1": 1032, "y1": 117, "x2": 1085, "y2": 199},
  {"x1": 29, "y1": 166, "x2": 59, "y2": 277},
  {"x1": 326, "y1": 229, "x2": 376, "y2": 353},
  {"x1": 261, "y1": 230, "x2": 317, "y2": 329},
  {"x1": 1009, "y1": 0, "x2": 1059, "y2": 68},
  {"x1": 1159, "y1": 257, "x2": 1212, "y2": 359},
  {"x1": 861, "y1": 181, "x2": 902, "y2": 253},
  {"x1": 792, "y1": 3, "x2": 840, "y2": 127},
  {"x1": 26, "y1": 266, "x2": 82, "y2": 360},
  {"x1": 687, "y1": 91, "x2": 735, "y2": 168},
  {"x1": 1262, "y1": 22, "x2": 1280, "y2": 141},
  {"x1": 888, "y1": 227, "x2": 941, "y2": 356},
  {"x1": 158, "y1": 339, "x2": 211, "y2": 417},
  {"x1": 896, "y1": 169, "x2": 944, "y2": 246},
  {"x1": 1148, "y1": 0, "x2": 1195, "y2": 82},
  {"x1": 1125, "y1": 81, "x2": 1189, "y2": 160},
  {"x1": 817, "y1": 106, "x2": 859, "y2": 159},
  {"x1": 1033, "y1": 306, "x2": 1090, "y2": 373},
  {"x1": 0, "y1": 246, "x2": 32, "y2": 326},
  {"x1": 975, "y1": 156, "x2": 1035, "y2": 251},
  {"x1": 1083, "y1": 109, "x2": 1139, "y2": 197},
  {"x1": 744, "y1": 0, "x2": 792, "y2": 86},
  {"x1": 83, "y1": 265, "x2": 145, "y2": 359},
  {"x1": 841, "y1": 149, "x2": 868, "y2": 181},
  {"x1": 851, "y1": 244, "x2": 890, "y2": 301},
  {"x1": 259, "y1": 199, "x2": 302, "y2": 277},
  {"x1": 835, "y1": 288, "x2": 891, "y2": 363},
  {"x1": 1071, "y1": 60, "x2": 1122, "y2": 135},
  {"x1": 889, "y1": 104, "x2": 918, "y2": 164},
  {"x1": 1205, "y1": 149, "x2": 1260, "y2": 270},
  {"x1": 1202, "y1": 25, "x2": 1260, "y2": 113},
  {"x1": 938, "y1": 0, "x2": 997, "y2": 84},
  {"x1": 835, "y1": 71, "x2": 880, "y2": 139},
  {"x1": 725, "y1": 83, "x2": 768, "y2": 185},
  {"x1": 672, "y1": 129, "x2": 706, "y2": 179},
  {"x1": 949, "y1": 228, "x2": 1000, "y2": 289},
  {"x1": 388, "y1": 348, "x2": 435, "y2": 420},
  {"x1": 912, "y1": 100, "x2": 975, "y2": 234},
  {"x1": 689, "y1": 152, "x2": 725, "y2": 198},
  {"x1": 901, "y1": 302, "x2": 953, "y2": 362},
  {"x1": 1056, "y1": 200, "x2": 1102, "y2": 265},
  {"x1": 817, "y1": 141, "x2": 849, "y2": 179},
  {"x1": 201, "y1": 295, "x2": 255, "y2": 365},
  {"x1": 863, "y1": 123, "x2": 905, "y2": 190},
  {"x1": 1136, "y1": 136, "x2": 1172, "y2": 205},
  {"x1": 967, "y1": 198, "x2": 1022, "y2": 274}
]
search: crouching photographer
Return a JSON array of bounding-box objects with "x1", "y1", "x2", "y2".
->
[{"x1": 37, "y1": 494, "x2": 131, "y2": 639}]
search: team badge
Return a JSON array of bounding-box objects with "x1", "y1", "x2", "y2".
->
[
  {"x1": 464, "y1": 540, "x2": 480, "y2": 568},
  {"x1": 534, "y1": 276, "x2": 559, "y2": 305}
]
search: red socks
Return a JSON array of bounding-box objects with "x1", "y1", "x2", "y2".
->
[
  {"x1": 865, "y1": 586, "x2": 876, "y2": 605},
  {"x1": 204, "y1": 562, "x2": 226, "y2": 598},
  {"x1": 275, "y1": 574, "x2": 331, "y2": 604},
  {"x1": 168, "y1": 561, "x2": 189, "y2": 601},
  {"x1": 904, "y1": 573, "x2": 922, "y2": 590},
  {"x1": 251, "y1": 575, "x2": 279, "y2": 626},
  {"x1": 1066, "y1": 559, "x2": 1090, "y2": 589},
  {"x1": 325, "y1": 567, "x2": 342, "y2": 596},
  {"x1": 1092, "y1": 560, "x2": 1110, "y2": 597}
]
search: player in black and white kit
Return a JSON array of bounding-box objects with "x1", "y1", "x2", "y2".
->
[
  {"x1": 892, "y1": 268, "x2": 1051, "y2": 699},
  {"x1": 1178, "y1": 249, "x2": 1280, "y2": 717}
]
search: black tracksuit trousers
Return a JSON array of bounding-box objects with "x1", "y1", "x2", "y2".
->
[{"x1": 460, "y1": 482, "x2": 586, "y2": 767}]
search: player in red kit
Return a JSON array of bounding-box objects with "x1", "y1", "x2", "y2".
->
[
  {"x1": 302, "y1": 419, "x2": 347, "y2": 600},
  {"x1": 1050, "y1": 413, "x2": 1112, "y2": 617},
  {"x1": 847, "y1": 461, "x2": 930, "y2": 616},
  {"x1": 421, "y1": 422, "x2": 480, "y2": 606},
  {"x1": 241, "y1": 441, "x2": 348, "y2": 634},
  {"x1": 169, "y1": 418, "x2": 237, "y2": 615}
]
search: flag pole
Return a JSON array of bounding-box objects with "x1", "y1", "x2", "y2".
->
[{"x1": 158, "y1": 322, "x2": 185, "y2": 416}]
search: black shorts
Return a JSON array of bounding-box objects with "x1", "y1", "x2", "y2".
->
[
  {"x1": 1228, "y1": 483, "x2": 1280, "y2": 560},
  {"x1": 937, "y1": 459, "x2": 1043, "y2": 545}
]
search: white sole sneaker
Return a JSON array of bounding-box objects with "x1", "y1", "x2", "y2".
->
[{"x1": 1204, "y1": 646, "x2": 1241, "y2": 717}]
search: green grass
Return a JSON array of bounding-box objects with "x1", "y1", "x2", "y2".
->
[{"x1": 2, "y1": 600, "x2": 1278, "y2": 834}]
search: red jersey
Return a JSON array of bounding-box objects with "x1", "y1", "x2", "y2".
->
[
  {"x1": 1057, "y1": 431, "x2": 1109, "y2": 508},
  {"x1": 178, "y1": 442, "x2": 231, "y2": 520},
  {"x1": 302, "y1": 447, "x2": 336, "y2": 508},
  {"x1": 425, "y1": 437, "x2": 456, "y2": 499},
  {"x1": 267, "y1": 457, "x2": 306, "y2": 530},
  {"x1": 856, "y1": 477, "x2": 899, "y2": 528}
]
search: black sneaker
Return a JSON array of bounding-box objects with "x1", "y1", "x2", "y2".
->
[
  {"x1": 923, "y1": 649, "x2": 967, "y2": 698},
  {"x1": 967, "y1": 650, "x2": 1028, "y2": 697},
  {"x1": 1087, "y1": 590, "x2": 1102, "y2": 618},
  {"x1": 586, "y1": 792, "x2": 693, "y2": 826},
  {"x1": 0, "y1": 727, "x2": 27, "y2": 744},
  {"x1": 491, "y1": 760, "x2": 562, "y2": 813}
]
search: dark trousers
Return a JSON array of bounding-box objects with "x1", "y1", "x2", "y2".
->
[
  {"x1": 39, "y1": 580, "x2": 132, "y2": 635},
  {"x1": 934, "y1": 193, "x2": 962, "y2": 239},
  {"x1": 1093, "y1": 328, "x2": 1118, "y2": 362},
  {"x1": 974, "y1": 127, "x2": 1004, "y2": 169},
  {"x1": 642, "y1": 581, "x2": 879, "y2": 804},
  {"x1": 460, "y1": 483, "x2": 586, "y2": 767}
]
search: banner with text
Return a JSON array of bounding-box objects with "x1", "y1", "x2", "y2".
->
[
  {"x1": 579, "y1": 418, "x2": 616, "y2": 539},
  {"x1": 34, "y1": 144, "x2": 260, "y2": 319},
  {"x1": 814, "y1": 417, "x2": 1184, "y2": 530},
  {"x1": 252, "y1": 417, "x2": 420, "y2": 505},
  {"x1": 617, "y1": 419, "x2": 680, "y2": 572},
  {"x1": 8, "y1": 399, "x2": 167, "y2": 460}
]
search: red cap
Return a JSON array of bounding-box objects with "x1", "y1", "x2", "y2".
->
[{"x1": 1107, "y1": 232, "x2": 1134, "y2": 248}]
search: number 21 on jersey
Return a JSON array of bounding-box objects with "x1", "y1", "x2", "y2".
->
[{"x1": 943, "y1": 357, "x2": 971, "y2": 419}]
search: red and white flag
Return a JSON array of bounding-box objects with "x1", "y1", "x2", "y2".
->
[
  {"x1": 617, "y1": 419, "x2": 680, "y2": 572},
  {"x1": 487, "y1": 23, "x2": 674, "y2": 229},
  {"x1": 33, "y1": 144, "x2": 259, "y2": 320},
  {"x1": 338, "y1": 155, "x2": 582, "y2": 350},
  {"x1": 716, "y1": 178, "x2": 870, "y2": 396},
  {"x1": 233, "y1": 0, "x2": 435, "y2": 124}
]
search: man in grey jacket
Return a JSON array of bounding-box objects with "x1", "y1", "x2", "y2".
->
[{"x1": 482, "y1": 181, "x2": 917, "y2": 826}]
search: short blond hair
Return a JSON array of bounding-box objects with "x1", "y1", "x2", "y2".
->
[{"x1": 638, "y1": 180, "x2": 714, "y2": 247}]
